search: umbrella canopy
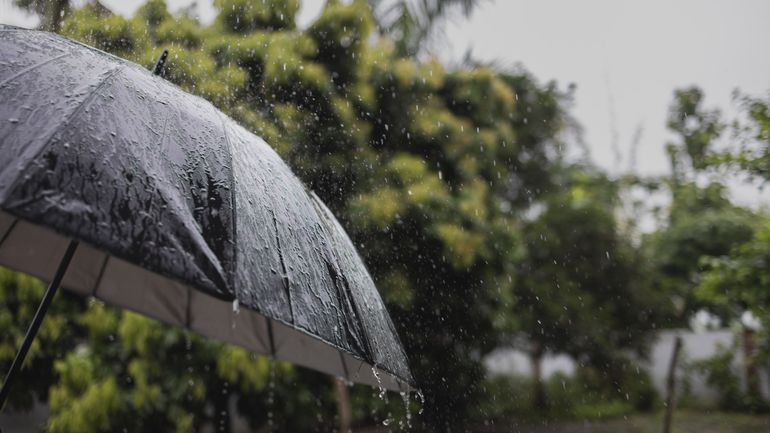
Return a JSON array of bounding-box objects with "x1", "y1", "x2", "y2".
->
[{"x1": 0, "y1": 26, "x2": 414, "y2": 392}]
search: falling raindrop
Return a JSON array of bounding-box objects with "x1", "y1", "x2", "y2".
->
[{"x1": 267, "y1": 360, "x2": 275, "y2": 432}]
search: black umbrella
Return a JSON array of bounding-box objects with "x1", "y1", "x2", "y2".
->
[{"x1": 0, "y1": 26, "x2": 415, "y2": 408}]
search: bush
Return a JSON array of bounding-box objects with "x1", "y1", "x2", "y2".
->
[
  {"x1": 476, "y1": 365, "x2": 656, "y2": 423},
  {"x1": 689, "y1": 343, "x2": 769, "y2": 413}
]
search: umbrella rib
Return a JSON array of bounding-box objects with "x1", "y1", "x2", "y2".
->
[
  {"x1": 90, "y1": 254, "x2": 110, "y2": 297},
  {"x1": 0, "y1": 218, "x2": 19, "y2": 249},
  {"x1": 266, "y1": 317, "x2": 277, "y2": 357},
  {"x1": 0, "y1": 52, "x2": 71, "y2": 89}
]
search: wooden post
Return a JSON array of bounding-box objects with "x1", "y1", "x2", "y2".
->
[
  {"x1": 334, "y1": 378, "x2": 352, "y2": 433},
  {"x1": 531, "y1": 340, "x2": 546, "y2": 410},
  {"x1": 663, "y1": 336, "x2": 683, "y2": 433}
]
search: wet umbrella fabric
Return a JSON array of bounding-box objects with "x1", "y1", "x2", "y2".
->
[{"x1": 0, "y1": 26, "x2": 414, "y2": 399}]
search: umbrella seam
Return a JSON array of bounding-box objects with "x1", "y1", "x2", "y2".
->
[
  {"x1": 270, "y1": 209, "x2": 294, "y2": 324},
  {"x1": 307, "y1": 194, "x2": 376, "y2": 363},
  {"x1": 214, "y1": 112, "x2": 238, "y2": 296},
  {"x1": 306, "y1": 192, "x2": 417, "y2": 387}
]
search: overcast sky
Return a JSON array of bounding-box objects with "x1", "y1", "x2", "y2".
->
[{"x1": 2, "y1": 0, "x2": 769, "y2": 205}]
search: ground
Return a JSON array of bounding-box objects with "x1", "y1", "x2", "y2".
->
[
  {"x1": 359, "y1": 410, "x2": 770, "y2": 433},
  {"x1": 470, "y1": 410, "x2": 770, "y2": 433}
]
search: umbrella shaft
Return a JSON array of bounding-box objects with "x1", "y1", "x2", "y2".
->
[{"x1": 0, "y1": 240, "x2": 79, "y2": 411}]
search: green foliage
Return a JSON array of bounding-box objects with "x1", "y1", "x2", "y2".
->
[
  {"x1": 699, "y1": 220, "x2": 770, "y2": 304},
  {"x1": 308, "y1": 1, "x2": 375, "y2": 85},
  {"x1": 214, "y1": 0, "x2": 299, "y2": 32},
  {"x1": 698, "y1": 221, "x2": 770, "y2": 345},
  {"x1": 48, "y1": 351, "x2": 121, "y2": 433}
]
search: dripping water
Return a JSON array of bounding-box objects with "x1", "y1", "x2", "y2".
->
[
  {"x1": 399, "y1": 391, "x2": 412, "y2": 430},
  {"x1": 231, "y1": 299, "x2": 240, "y2": 330},
  {"x1": 371, "y1": 366, "x2": 393, "y2": 429},
  {"x1": 416, "y1": 390, "x2": 425, "y2": 415}
]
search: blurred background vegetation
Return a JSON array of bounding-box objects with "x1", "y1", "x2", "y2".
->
[{"x1": 1, "y1": 0, "x2": 770, "y2": 432}]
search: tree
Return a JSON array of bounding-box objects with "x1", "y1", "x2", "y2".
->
[
  {"x1": 645, "y1": 87, "x2": 757, "y2": 325},
  {"x1": 0, "y1": 1, "x2": 575, "y2": 431},
  {"x1": 513, "y1": 165, "x2": 667, "y2": 409}
]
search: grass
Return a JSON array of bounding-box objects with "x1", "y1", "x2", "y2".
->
[{"x1": 471, "y1": 409, "x2": 770, "y2": 433}]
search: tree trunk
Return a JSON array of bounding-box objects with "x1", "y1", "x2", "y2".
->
[
  {"x1": 743, "y1": 328, "x2": 761, "y2": 401},
  {"x1": 333, "y1": 377, "x2": 352, "y2": 433},
  {"x1": 662, "y1": 336, "x2": 683, "y2": 433},
  {"x1": 46, "y1": 0, "x2": 70, "y2": 33},
  {"x1": 531, "y1": 340, "x2": 546, "y2": 410}
]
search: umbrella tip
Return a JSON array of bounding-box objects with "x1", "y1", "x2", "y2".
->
[{"x1": 153, "y1": 49, "x2": 169, "y2": 76}]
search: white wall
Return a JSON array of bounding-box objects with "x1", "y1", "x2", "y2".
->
[{"x1": 484, "y1": 329, "x2": 770, "y2": 402}]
